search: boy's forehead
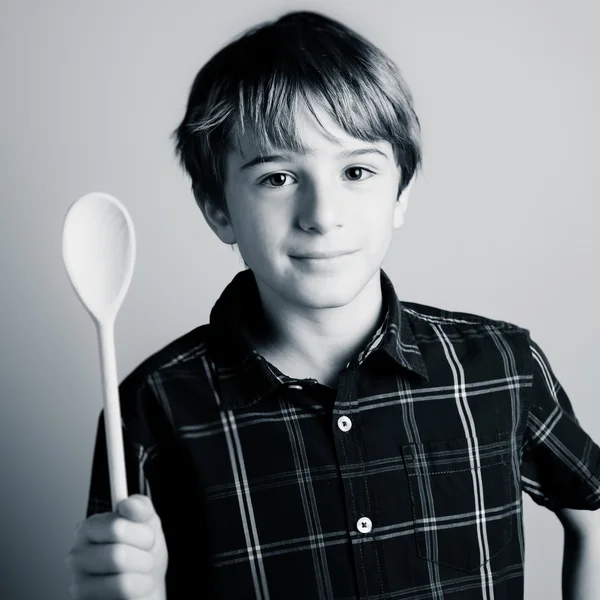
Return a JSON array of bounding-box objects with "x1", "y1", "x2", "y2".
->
[
  {"x1": 228, "y1": 111, "x2": 392, "y2": 163},
  {"x1": 231, "y1": 130, "x2": 313, "y2": 161}
]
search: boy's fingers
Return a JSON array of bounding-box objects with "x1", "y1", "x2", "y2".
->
[
  {"x1": 117, "y1": 494, "x2": 157, "y2": 524},
  {"x1": 73, "y1": 513, "x2": 156, "y2": 551},
  {"x1": 66, "y1": 542, "x2": 154, "y2": 575},
  {"x1": 69, "y1": 572, "x2": 154, "y2": 599}
]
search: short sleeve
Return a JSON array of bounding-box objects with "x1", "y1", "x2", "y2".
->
[{"x1": 521, "y1": 335, "x2": 600, "y2": 511}]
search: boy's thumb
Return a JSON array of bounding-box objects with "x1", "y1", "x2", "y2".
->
[{"x1": 117, "y1": 494, "x2": 154, "y2": 522}]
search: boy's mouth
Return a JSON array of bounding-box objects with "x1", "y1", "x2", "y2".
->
[
  {"x1": 290, "y1": 250, "x2": 358, "y2": 259},
  {"x1": 289, "y1": 251, "x2": 359, "y2": 271}
]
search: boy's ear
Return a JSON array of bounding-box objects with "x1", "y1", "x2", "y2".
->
[
  {"x1": 193, "y1": 187, "x2": 237, "y2": 245},
  {"x1": 393, "y1": 174, "x2": 415, "y2": 229}
]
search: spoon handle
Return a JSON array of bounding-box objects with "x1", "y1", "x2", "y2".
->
[{"x1": 96, "y1": 321, "x2": 128, "y2": 510}]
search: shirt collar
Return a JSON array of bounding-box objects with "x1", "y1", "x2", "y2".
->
[{"x1": 208, "y1": 268, "x2": 429, "y2": 410}]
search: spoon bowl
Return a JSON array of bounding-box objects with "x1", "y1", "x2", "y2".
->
[
  {"x1": 62, "y1": 192, "x2": 136, "y2": 509},
  {"x1": 63, "y1": 192, "x2": 136, "y2": 324}
]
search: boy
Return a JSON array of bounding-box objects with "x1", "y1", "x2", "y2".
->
[{"x1": 66, "y1": 10, "x2": 600, "y2": 600}]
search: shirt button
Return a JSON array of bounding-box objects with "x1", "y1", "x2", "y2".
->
[
  {"x1": 357, "y1": 517, "x2": 372, "y2": 534},
  {"x1": 337, "y1": 416, "x2": 352, "y2": 432}
]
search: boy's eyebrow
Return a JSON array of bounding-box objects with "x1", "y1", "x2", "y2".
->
[{"x1": 239, "y1": 148, "x2": 389, "y2": 171}]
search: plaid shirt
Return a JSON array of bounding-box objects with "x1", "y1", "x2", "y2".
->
[{"x1": 86, "y1": 268, "x2": 600, "y2": 600}]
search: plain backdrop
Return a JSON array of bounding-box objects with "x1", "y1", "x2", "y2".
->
[{"x1": 1, "y1": 1, "x2": 599, "y2": 598}]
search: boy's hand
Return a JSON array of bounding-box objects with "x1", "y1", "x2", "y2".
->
[{"x1": 66, "y1": 494, "x2": 168, "y2": 600}]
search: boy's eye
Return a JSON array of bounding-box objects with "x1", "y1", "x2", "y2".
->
[
  {"x1": 260, "y1": 173, "x2": 293, "y2": 187},
  {"x1": 344, "y1": 167, "x2": 374, "y2": 181}
]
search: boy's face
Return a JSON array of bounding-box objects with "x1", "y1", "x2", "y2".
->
[{"x1": 203, "y1": 104, "x2": 412, "y2": 312}]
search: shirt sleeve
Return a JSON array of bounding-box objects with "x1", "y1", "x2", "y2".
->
[
  {"x1": 84, "y1": 368, "x2": 218, "y2": 596},
  {"x1": 85, "y1": 408, "x2": 151, "y2": 517},
  {"x1": 85, "y1": 365, "x2": 162, "y2": 517},
  {"x1": 521, "y1": 335, "x2": 600, "y2": 511}
]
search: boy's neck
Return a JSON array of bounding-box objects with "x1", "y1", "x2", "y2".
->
[{"x1": 246, "y1": 271, "x2": 385, "y2": 388}]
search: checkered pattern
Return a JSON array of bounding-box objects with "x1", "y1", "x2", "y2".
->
[{"x1": 86, "y1": 269, "x2": 600, "y2": 599}]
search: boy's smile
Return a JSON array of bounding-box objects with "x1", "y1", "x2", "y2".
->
[
  {"x1": 203, "y1": 103, "x2": 413, "y2": 321},
  {"x1": 290, "y1": 250, "x2": 360, "y2": 274}
]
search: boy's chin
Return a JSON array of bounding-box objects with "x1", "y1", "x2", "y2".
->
[{"x1": 283, "y1": 275, "x2": 374, "y2": 310}]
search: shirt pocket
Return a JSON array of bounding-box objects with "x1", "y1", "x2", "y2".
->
[{"x1": 400, "y1": 431, "x2": 515, "y2": 573}]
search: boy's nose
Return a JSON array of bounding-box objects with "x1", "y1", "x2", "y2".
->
[{"x1": 296, "y1": 180, "x2": 344, "y2": 234}]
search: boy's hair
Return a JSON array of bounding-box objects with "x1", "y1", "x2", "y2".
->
[{"x1": 171, "y1": 10, "x2": 422, "y2": 216}]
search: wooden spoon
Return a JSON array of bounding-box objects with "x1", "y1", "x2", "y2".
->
[{"x1": 62, "y1": 192, "x2": 136, "y2": 509}]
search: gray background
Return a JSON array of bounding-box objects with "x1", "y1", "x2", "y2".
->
[{"x1": 1, "y1": 1, "x2": 599, "y2": 598}]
